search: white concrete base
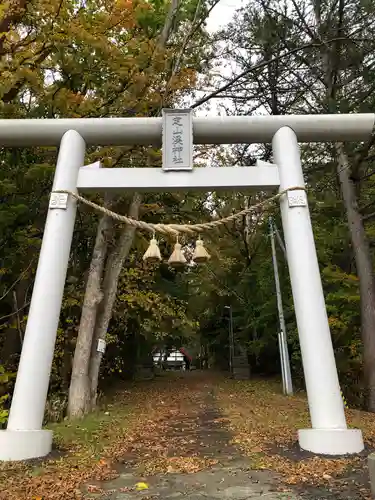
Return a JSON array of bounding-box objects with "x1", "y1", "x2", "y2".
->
[
  {"x1": 298, "y1": 428, "x2": 364, "y2": 455},
  {"x1": 0, "y1": 429, "x2": 53, "y2": 461}
]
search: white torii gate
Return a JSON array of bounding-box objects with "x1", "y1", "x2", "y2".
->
[{"x1": 0, "y1": 112, "x2": 373, "y2": 461}]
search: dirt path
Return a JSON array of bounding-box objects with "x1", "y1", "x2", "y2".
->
[
  {"x1": 1, "y1": 372, "x2": 372, "y2": 499},
  {"x1": 82, "y1": 374, "x2": 301, "y2": 499}
]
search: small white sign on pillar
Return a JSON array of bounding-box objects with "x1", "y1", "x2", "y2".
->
[
  {"x1": 49, "y1": 192, "x2": 69, "y2": 209},
  {"x1": 162, "y1": 108, "x2": 193, "y2": 171},
  {"x1": 97, "y1": 339, "x2": 106, "y2": 354},
  {"x1": 287, "y1": 189, "x2": 307, "y2": 208}
]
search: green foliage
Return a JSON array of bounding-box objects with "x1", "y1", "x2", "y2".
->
[
  {"x1": 2, "y1": 0, "x2": 375, "y2": 423},
  {"x1": 0, "y1": 395, "x2": 9, "y2": 425},
  {"x1": 187, "y1": 0, "x2": 375, "y2": 409},
  {"x1": 0, "y1": 366, "x2": 16, "y2": 425},
  {"x1": 0, "y1": 0, "x2": 213, "y2": 422}
]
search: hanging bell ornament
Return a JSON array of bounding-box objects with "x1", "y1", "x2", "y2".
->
[
  {"x1": 143, "y1": 236, "x2": 162, "y2": 264},
  {"x1": 168, "y1": 240, "x2": 187, "y2": 268},
  {"x1": 192, "y1": 238, "x2": 211, "y2": 264}
]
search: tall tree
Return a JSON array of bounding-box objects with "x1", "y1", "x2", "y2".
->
[
  {"x1": 0, "y1": 0, "x2": 209, "y2": 421},
  {"x1": 67, "y1": 0, "x2": 212, "y2": 417},
  {"x1": 196, "y1": 0, "x2": 375, "y2": 408}
]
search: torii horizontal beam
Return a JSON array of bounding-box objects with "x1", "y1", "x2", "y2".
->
[
  {"x1": 0, "y1": 113, "x2": 373, "y2": 146},
  {"x1": 76, "y1": 165, "x2": 280, "y2": 192}
]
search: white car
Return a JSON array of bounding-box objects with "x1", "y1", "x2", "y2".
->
[{"x1": 153, "y1": 349, "x2": 186, "y2": 370}]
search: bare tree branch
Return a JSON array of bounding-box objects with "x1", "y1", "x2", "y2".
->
[{"x1": 191, "y1": 37, "x2": 355, "y2": 109}]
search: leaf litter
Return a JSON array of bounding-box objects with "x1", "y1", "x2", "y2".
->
[
  {"x1": 0, "y1": 374, "x2": 373, "y2": 499},
  {"x1": 215, "y1": 378, "x2": 373, "y2": 499},
  {"x1": 0, "y1": 375, "x2": 219, "y2": 499}
]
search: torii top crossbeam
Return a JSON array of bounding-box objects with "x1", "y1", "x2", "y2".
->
[{"x1": 0, "y1": 113, "x2": 373, "y2": 146}]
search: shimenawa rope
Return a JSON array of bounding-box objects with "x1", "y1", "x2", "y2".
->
[{"x1": 53, "y1": 186, "x2": 306, "y2": 238}]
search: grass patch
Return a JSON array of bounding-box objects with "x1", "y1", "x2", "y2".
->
[{"x1": 49, "y1": 400, "x2": 132, "y2": 458}]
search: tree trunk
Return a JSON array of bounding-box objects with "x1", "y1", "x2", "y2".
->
[
  {"x1": 158, "y1": 0, "x2": 180, "y2": 47},
  {"x1": 313, "y1": 0, "x2": 375, "y2": 409},
  {"x1": 336, "y1": 144, "x2": 375, "y2": 411},
  {"x1": 86, "y1": 0, "x2": 181, "y2": 410},
  {"x1": 88, "y1": 194, "x2": 142, "y2": 409},
  {"x1": 67, "y1": 203, "x2": 114, "y2": 418},
  {"x1": 67, "y1": 0, "x2": 181, "y2": 419}
]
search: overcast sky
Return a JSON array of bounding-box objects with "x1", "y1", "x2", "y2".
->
[
  {"x1": 206, "y1": 0, "x2": 244, "y2": 33},
  {"x1": 191, "y1": 0, "x2": 244, "y2": 116}
]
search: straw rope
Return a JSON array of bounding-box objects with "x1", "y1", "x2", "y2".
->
[{"x1": 53, "y1": 186, "x2": 306, "y2": 237}]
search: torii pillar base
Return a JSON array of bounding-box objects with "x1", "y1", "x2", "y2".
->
[
  {"x1": 0, "y1": 430, "x2": 52, "y2": 461},
  {"x1": 299, "y1": 428, "x2": 364, "y2": 455}
]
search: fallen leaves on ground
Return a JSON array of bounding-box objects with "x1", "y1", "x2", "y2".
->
[
  {"x1": 135, "y1": 481, "x2": 149, "y2": 490},
  {"x1": 1, "y1": 374, "x2": 372, "y2": 500},
  {"x1": 142, "y1": 456, "x2": 218, "y2": 475},
  {"x1": 0, "y1": 374, "x2": 218, "y2": 500},
  {"x1": 215, "y1": 378, "x2": 371, "y2": 498}
]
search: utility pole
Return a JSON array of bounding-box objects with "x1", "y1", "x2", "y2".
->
[
  {"x1": 225, "y1": 305, "x2": 234, "y2": 375},
  {"x1": 269, "y1": 217, "x2": 293, "y2": 395},
  {"x1": 274, "y1": 225, "x2": 287, "y2": 259}
]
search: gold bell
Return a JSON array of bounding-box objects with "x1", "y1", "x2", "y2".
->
[
  {"x1": 143, "y1": 237, "x2": 162, "y2": 263},
  {"x1": 192, "y1": 238, "x2": 211, "y2": 263},
  {"x1": 168, "y1": 240, "x2": 187, "y2": 268}
]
